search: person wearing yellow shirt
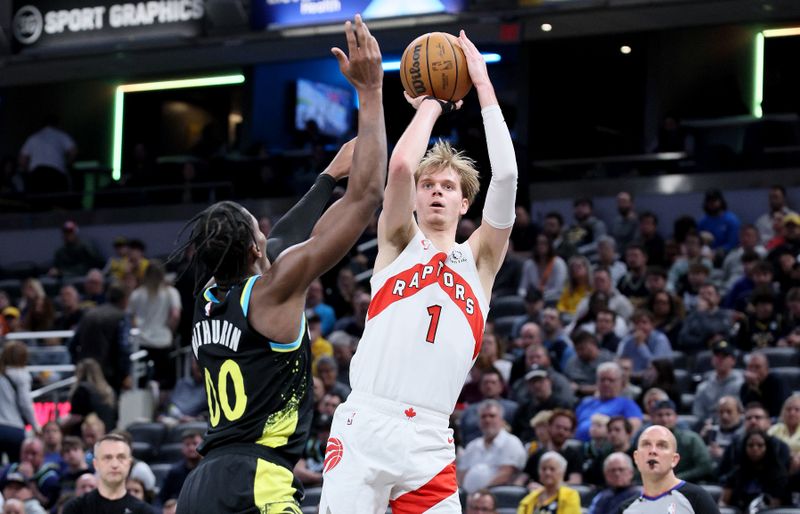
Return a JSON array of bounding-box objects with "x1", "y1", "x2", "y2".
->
[
  {"x1": 556, "y1": 256, "x2": 593, "y2": 319},
  {"x1": 517, "y1": 451, "x2": 581, "y2": 514}
]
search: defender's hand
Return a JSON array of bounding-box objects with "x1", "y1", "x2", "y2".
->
[{"x1": 332, "y1": 14, "x2": 383, "y2": 92}]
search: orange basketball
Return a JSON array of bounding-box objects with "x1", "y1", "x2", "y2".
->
[{"x1": 399, "y1": 32, "x2": 472, "y2": 103}]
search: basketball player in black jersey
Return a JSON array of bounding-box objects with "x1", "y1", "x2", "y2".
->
[{"x1": 175, "y1": 15, "x2": 385, "y2": 514}]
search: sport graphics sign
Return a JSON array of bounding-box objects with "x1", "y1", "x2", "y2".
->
[
  {"x1": 12, "y1": 0, "x2": 205, "y2": 51},
  {"x1": 252, "y1": 0, "x2": 465, "y2": 29}
]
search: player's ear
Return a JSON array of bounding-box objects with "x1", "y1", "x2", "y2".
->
[
  {"x1": 672, "y1": 451, "x2": 680, "y2": 468},
  {"x1": 460, "y1": 198, "x2": 469, "y2": 215}
]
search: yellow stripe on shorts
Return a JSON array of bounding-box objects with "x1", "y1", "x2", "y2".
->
[{"x1": 253, "y1": 458, "x2": 299, "y2": 512}]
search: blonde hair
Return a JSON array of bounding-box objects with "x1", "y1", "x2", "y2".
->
[
  {"x1": 415, "y1": 140, "x2": 480, "y2": 204},
  {"x1": 71, "y1": 358, "x2": 116, "y2": 407}
]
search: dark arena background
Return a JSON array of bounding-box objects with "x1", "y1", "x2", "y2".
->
[{"x1": 1, "y1": 0, "x2": 800, "y2": 512}]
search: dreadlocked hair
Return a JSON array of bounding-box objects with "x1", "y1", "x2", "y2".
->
[{"x1": 169, "y1": 201, "x2": 257, "y2": 295}]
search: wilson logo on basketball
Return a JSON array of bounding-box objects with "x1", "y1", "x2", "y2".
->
[
  {"x1": 409, "y1": 44, "x2": 425, "y2": 94},
  {"x1": 323, "y1": 437, "x2": 344, "y2": 473}
]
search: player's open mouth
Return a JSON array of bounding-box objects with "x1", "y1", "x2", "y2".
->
[{"x1": 431, "y1": 201, "x2": 444, "y2": 208}]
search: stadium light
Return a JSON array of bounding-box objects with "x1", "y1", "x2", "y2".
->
[
  {"x1": 754, "y1": 26, "x2": 800, "y2": 119},
  {"x1": 112, "y1": 74, "x2": 245, "y2": 181}
]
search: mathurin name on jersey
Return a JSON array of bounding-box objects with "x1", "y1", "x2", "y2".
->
[{"x1": 192, "y1": 319, "x2": 242, "y2": 358}]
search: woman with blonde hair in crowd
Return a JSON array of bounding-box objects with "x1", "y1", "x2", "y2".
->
[
  {"x1": 128, "y1": 259, "x2": 181, "y2": 391},
  {"x1": 557, "y1": 256, "x2": 593, "y2": 321},
  {"x1": 768, "y1": 393, "x2": 800, "y2": 473},
  {"x1": 62, "y1": 358, "x2": 117, "y2": 436},
  {"x1": 0, "y1": 341, "x2": 40, "y2": 462},
  {"x1": 19, "y1": 277, "x2": 56, "y2": 333},
  {"x1": 517, "y1": 451, "x2": 581, "y2": 514}
]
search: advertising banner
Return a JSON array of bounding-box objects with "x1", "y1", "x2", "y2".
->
[
  {"x1": 252, "y1": 0, "x2": 465, "y2": 30},
  {"x1": 11, "y1": 0, "x2": 205, "y2": 52}
]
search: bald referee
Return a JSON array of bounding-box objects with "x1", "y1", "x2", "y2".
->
[{"x1": 618, "y1": 425, "x2": 719, "y2": 514}]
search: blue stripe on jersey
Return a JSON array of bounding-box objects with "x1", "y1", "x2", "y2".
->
[
  {"x1": 240, "y1": 275, "x2": 261, "y2": 316},
  {"x1": 203, "y1": 285, "x2": 221, "y2": 304},
  {"x1": 270, "y1": 315, "x2": 307, "y2": 353}
]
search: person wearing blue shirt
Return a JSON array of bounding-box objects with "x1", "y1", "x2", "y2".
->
[
  {"x1": 617, "y1": 310, "x2": 672, "y2": 374},
  {"x1": 698, "y1": 189, "x2": 741, "y2": 252},
  {"x1": 576, "y1": 362, "x2": 643, "y2": 441}
]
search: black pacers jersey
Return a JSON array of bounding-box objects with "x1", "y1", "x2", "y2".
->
[{"x1": 191, "y1": 275, "x2": 312, "y2": 464}]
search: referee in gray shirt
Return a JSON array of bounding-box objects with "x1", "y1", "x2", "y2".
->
[{"x1": 619, "y1": 425, "x2": 719, "y2": 513}]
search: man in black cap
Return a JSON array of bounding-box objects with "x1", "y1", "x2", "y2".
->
[
  {"x1": 1, "y1": 471, "x2": 47, "y2": 514},
  {"x1": 692, "y1": 340, "x2": 743, "y2": 424},
  {"x1": 49, "y1": 220, "x2": 103, "y2": 278},
  {"x1": 512, "y1": 365, "x2": 574, "y2": 441}
]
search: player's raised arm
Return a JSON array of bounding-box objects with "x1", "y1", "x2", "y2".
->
[
  {"x1": 461, "y1": 30, "x2": 518, "y2": 277},
  {"x1": 268, "y1": 15, "x2": 386, "y2": 294}
]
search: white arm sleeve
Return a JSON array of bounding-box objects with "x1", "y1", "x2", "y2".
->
[{"x1": 481, "y1": 104, "x2": 518, "y2": 229}]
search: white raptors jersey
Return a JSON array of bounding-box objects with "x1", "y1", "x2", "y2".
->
[{"x1": 350, "y1": 230, "x2": 489, "y2": 415}]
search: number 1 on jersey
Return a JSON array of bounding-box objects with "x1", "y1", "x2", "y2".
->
[{"x1": 426, "y1": 304, "x2": 442, "y2": 344}]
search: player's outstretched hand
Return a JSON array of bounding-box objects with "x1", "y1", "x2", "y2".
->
[
  {"x1": 403, "y1": 91, "x2": 462, "y2": 113},
  {"x1": 324, "y1": 137, "x2": 357, "y2": 180},
  {"x1": 332, "y1": 14, "x2": 383, "y2": 92},
  {"x1": 459, "y1": 30, "x2": 490, "y2": 89}
]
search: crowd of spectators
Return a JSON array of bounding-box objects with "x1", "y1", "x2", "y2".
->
[{"x1": 2, "y1": 185, "x2": 800, "y2": 512}]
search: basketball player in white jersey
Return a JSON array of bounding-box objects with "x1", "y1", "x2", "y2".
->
[{"x1": 319, "y1": 30, "x2": 517, "y2": 513}]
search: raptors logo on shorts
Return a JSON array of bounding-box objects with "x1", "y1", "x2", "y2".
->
[{"x1": 324, "y1": 437, "x2": 344, "y2": 473}]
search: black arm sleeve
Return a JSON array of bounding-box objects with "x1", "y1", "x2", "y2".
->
[
  {"x1": 266, "y1": 173, "x2": 337, "y2": 262},
  {"x1": 680, "y1": 482, "x2": 721, "y2": 514}
]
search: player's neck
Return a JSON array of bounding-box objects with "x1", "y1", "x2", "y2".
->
[
  {"x1": 419, "y1": 222, "x2": 457, "y2": 253},
  {"x1": 642, "y1": 474, "x2": 681, "y2": 497},
  {"x1": 99, "y1": 482, "x2": 127, "y2": 500}
]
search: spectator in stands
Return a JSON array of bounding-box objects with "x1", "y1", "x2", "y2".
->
[
  {"x1": 493, "y1": 243, "x2": 524, "y2": 298},
  {"x1": 512, "y1": 366, "x2": 574, "y2": 443},
  {"x1": 650, "y1": 399, "x2": 713, "y2": 481},
  {"x1": 509, "y1": 322, "x2": 544, "y2": 386},
  {"x1": 565, "y1": 197, "x2": 607, "y2": 257},
  {"x1": 125, "y1": 477, "x2": 154, "y2": 505},
  {"x1": 575, "y1": 362, "x2": 643, "y2": 441},
  {"x1": 611, "y1": 192, "x2": 638, "y2": 253},
  {"x1": 69, "y1": 283, "x2": 131, "y2": 394},
  {"x1": 720, "y1": 430, "x2": 789, "y2": 510},
  {"x1": 616, "y1": 309, "x2": 672, "y2": 374},
  {"x1": 588, "y1": 452, "x2": 640, "y2": 514},
  {"x1": 644, "y1": 266, "x2": 669, "y2": 296},
  {"x1": 540, "y1": 308, "x2": 576, "y2": 372},
  {"x1": 781, "y1": 287, "x2": 800, "y2": 341},
  {"x1": 641, "y1": 358, "x2": 682, "y2": 408},
  {"x1": 756, "y1": 185, "x2": 795, "y2": 244},
  {"x1": 646, "y1": 290, "x2": 684, "y2": 345},
  {"x1": 315, "y1": 356, "x2": 351, "y2": 400},
  {"x1": 607, "y1": 416, "x2": 634, "y2": 456},
  {"x1": 765, "y1": 211, "x2": 788, "y2": 250},
  {"x1": 329, "y1": 331, "x2": 356, "y2": 388},
  {"x1": 693, "y1": 340, "x2": 743, "y2": 424},
  {"x1": 678, "y1": 282, "x2": 733, "y2": 354},
  {"x1": 121, "y1": 239, "x2": 149, "y2": 287},
  {"x1": 767, "y1": 394, "x2": 800, "y2": 472},
  {"x1": 722, "y1": 251, "x2": 763, "y2": 310},
  {"x1": 1, "y1": 471, "x2": 47, "y2": 514},
  {"x1": 59, "y1": 436, "x2": 91, "y2": 493},
  {"x1": 722, "y1": 224, "x2": 767, "y2": 291},
  {"x1": 573, "y1": 268, "x2": 633, "y2": 324},
  {"x1": 478, "y1": 332, "x2": 511, "y2": 385},
  {"x1": 556, "y1": 256, "x2": 593, "y2": 320},
  {"x1": 332, "y1": 290, "x2": 370, "y2": 338},
  {"x1": 510, "y1": 288, "x2": 545, "y2": 340},
  {"x1": 159, "y1": 430, "x2": 203, "y2": 503},
  {"x1": 74, "y1": 472, "x2": 97, "y2": 496},
  {"x1": 108, "y1": 429, "x2": 156, "y2": 498},
  {"x1": 667, "y1": 231, "x2": 712, "y2": 294},
  {"x1": 19, "y1": 278, "x2": 55, "y2": 333},
  {"x1": 306, "y1": 279, "x2": 336, "y2": 336},
  {"x1": 54, "y1": 285, "x2": 83, "y2": 331},
  {"x1": 327, "y1": 267, "x2": 357, "y2": 319},
  {"x1": 740, "y1": 351, "x2": 789, "y2": 418},
  {"x1": 128, "y1": 260, "x2": 181, "y2": 390},
  {"x1": 542, "y1": 212, "x2": 578, "y2": 261},
  {"x1": 701, "y1": 395, "x2": 744, "y2": 461},
  {"x1": 737, "y1": 287, "x2": 786, "y2": 350},
  {"x1": 460, "y1": 368, "x2": 518, "y2": 444},
  {"x1": 616, "y1": 357, "x2": 641, "y2": 400},
  {"x1": 18, "y1": 114, "x2": 76, "y2": 194},
  {"x1": 519, "y1": 409, "x2": 583, "y2": 486},
  {"x1": 718, "y1": 402, "x2": 790, "y2": 481},
  {"x1": 82, "y1": 269, "x2": 106, "y2": 307},
  {"x1": 637, "y1": 212, "x2": 666, "y2": 268},
  {"x1": 594, "y1": 308, "x2": 622, "y2": 353},
  {"x1": 80, "y1": 414, "x2": 105, "y2": 453},
  {"x1": 2, "y1": 437, "x2": 61, "y2": 509},
  {"x1": 61, "y1": 434, "x2": 151, "y2": 513},
  {"x1": 62, "y1": 359, "x2": 117, "y2": 437},
  {"x1": 510, "y1": 205, "x2": 539, "y2": 256},
  {"x1": 699, "y1": 189, "x2": 741, "y2": 252},
  {"x1": 564, "y1": 331, "x2": 614, "y2": 397},
  {"x1": 580, "y1": 413, "x2": 613, "y2": 486},
  {"x1": 103, "y1": 237, "x2": 129, "y2": 281},
  {"x1": 517, "y1": 451, "x2": 581, "y2": 514},
  {"x1": 457, "y1": 400, "x2": 527, "y2": 493},
  {"x1": 518, "y1": 234, "x2": 568, "y2": 305},
  {"x1": 510, "y1": 343, "x2": 575, "y2": 408},
  {"x1": 676, "y1": 262, "x2": 711, "y2": 312},
  {"x1": 41, "y1": 421, "x2": 64, "y2": 471},
  {"x1": 617, "y1": 243, "x2": 649, "y2": 306},
  {"x1": 162, "y1": 499, "x2": 177, "y2": 514},
  {"x1": 597, "y1": 236, "x2": 628, "y2": 284},
  {"x1": 465, "y1": 489, "x2": 498, "y2": 514},
  {"x1": 1, "y1": 341, "x2": 39, "y2": 462},
  {"x1": 769, "y1": 213, "x2": 800, "y2": 264},
  {"x1": 159, "y1": 358, "x2": 206, "y2": 424},
  {"x1": 48, "y1": 221, "x2": 102, "y2": 278}
]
